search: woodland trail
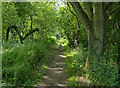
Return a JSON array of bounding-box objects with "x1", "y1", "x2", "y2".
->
[{"x1": 38, "y1": 47, "x2": 67, "y2": 87}]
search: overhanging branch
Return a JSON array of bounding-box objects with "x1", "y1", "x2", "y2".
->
[
  {"x1": 23, "y1": 28, "x2": 39, "y2": 40},
  {"x1": 83, "y1": 2, "x2": 93, "y2": 20},
  {"x1": 69, "y1": 2, "x2": 92, "y2": 33},
  {"x1": 67, "y1": 3, "x2": 80, "y2": 28},
  {"x1": 6, "y1": 25, "x2": 39, "y2": 43}
]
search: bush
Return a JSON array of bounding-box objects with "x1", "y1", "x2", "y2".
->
[{"x1": 2, "y1": 39, "x2": 55, "y2": 86}]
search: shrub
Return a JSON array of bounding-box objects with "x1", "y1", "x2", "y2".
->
[{"x1": 2, "y1": 39, "x2": 54, "y2": 86}]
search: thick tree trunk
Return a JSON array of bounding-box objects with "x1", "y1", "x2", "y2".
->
[
  {"x1": 70, "y1": 2, "x2": 104, "y2": 56},
  {"x1": 92, "y1": 2, "x2": 104, "y2": 56}
]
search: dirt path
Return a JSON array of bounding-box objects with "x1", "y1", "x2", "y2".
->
[{"x1": 38, "y1": 48, "x2": 67, "y2": 86}]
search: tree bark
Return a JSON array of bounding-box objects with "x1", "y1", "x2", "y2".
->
[
  {"x1": 92, "y1": 2, "x2": 104, "y2": 56},
  {"x1": 70, "y1": 2, "x2": 104, "y2": 56},
  {"x1": 69, "y1": 2, "x2": 92, "y2": 35}
]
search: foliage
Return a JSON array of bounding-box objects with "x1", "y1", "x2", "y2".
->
[
  {"x1": 65, "y1": 45, "x2": 119, "y2": 86},
  {"x1": 57, "y1": 6, "x2": 88, "y2": 48},
  {"x1": 104, "y1": 9, "x2": 120, "y2": 62},
  {"x1": 2, "y1": 1, "x2": 120, "y2": 87},
  {"x1": 67, "y1": 76, "x2": 81, "y2": 87},
  {"x1": 2, "y1": 2, "x2": 57, "y2": 42},
  {"x1": 2, "y1": 2, "x2": 57, "y2": 86},
  {"x1": 2, "y1": 39, "x2": 55, "y2": 86},
  {"x1": 65, "y1": 46, "x2": 87, "y2": 86},
  {"x1": 87, "y1": 55, "x2": 118, "y2": 86}
]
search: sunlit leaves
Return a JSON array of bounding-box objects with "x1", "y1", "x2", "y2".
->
[
  {"x1": 2, "y1": 2, "x2": 58, "y2": 42},
  {"x1": 2, "y1": 2, "x2": 19, "y2": 28}
]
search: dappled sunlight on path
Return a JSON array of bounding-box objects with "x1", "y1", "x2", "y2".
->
[{"x1": 38, "y1": 48, "x2": 67, "y2": 86}]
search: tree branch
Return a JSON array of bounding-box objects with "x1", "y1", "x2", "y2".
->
[
  {"x1": 6, "y1": 25, "x2": 39, "y2": 43},
  {"x1": 83, "y1": 2, "x2": 93, "y2": 20},
  {"x1": 6, "y1": 25, "x2": 23, "y2": 42},
  {"x1": 67, "y1": 3, "x2": 80, "y2": 28},
  {"x1": 67, "y1": 3, "x2": 77, "y2": 17},
  {"x1": 69, "y1": 2, "x2": 92, "y2": 34},
  {"x1": 23, "y1": 28, "x2": 39, "y2": 40}
]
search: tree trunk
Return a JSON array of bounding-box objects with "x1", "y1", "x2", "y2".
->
[
  {"x1": 70, "y1": 2, "x2": 104, "y2": 56},
  {"x1": 92, "y1": 2, "x2": 104, "y2": 56}
]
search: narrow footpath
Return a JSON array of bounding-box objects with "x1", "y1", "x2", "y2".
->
[{"x1": 38, "y1": 47, "x2": 67, "y2": 86}]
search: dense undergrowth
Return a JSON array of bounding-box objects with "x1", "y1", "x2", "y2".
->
[
  {"x1": 64, "y1": 45, "x2": 119, "y2": 87},
  {"x1": 2, "y1": 37, "x2": 56, "y2": 86}
]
